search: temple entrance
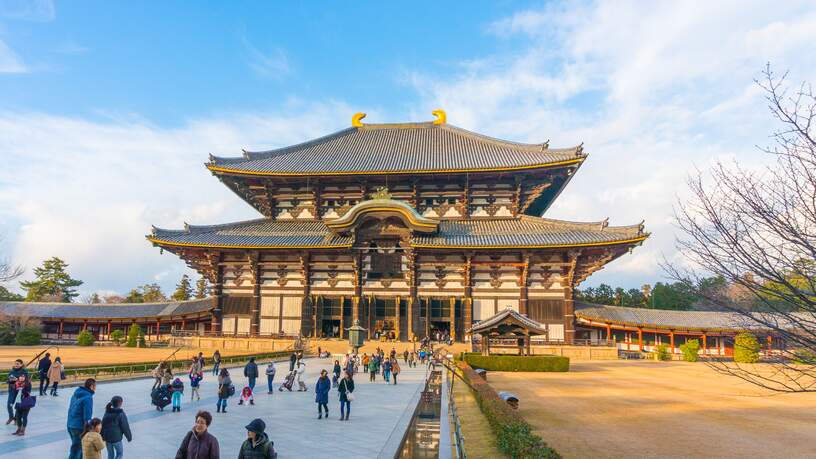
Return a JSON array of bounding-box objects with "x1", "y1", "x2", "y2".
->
[
  {"x1": 321, "y1": 319, "x2": 341, "y2": 338},
  {"x1": 430, "y1": 320, "x2": 451, "y2": 342}
]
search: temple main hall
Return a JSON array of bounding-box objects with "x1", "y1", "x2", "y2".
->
[{"x1": 147, "y1": 111, "x2": 649, "y2": 343}]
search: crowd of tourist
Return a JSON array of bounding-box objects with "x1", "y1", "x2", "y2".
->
[{"x1": 3, "y1": 345, "x2": 438, "y2": 458}]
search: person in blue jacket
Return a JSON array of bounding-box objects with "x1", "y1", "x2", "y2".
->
[
  {"x1": 67, "y1": 378, "x2": 96, "y2": 459},
  {"x1": 315, "y1": 369, "x2": 330, "y2": 419},
  {"x1": 5, "y1": 359, "x2": 29, "y2": 425}
]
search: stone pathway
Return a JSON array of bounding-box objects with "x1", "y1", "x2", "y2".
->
[{"x1": 0, "y1": 357, "x2": 428, "y2": 458}]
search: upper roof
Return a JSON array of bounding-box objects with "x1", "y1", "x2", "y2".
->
[
  {"x1": 468, "y1": 308, "x2": 548, "y2": 335},
  {"x1": 574, "y1": 302, "x2": 802, "y2": 332},
  {"x1": 207, "y1": 122, "x2": 584, "y2": 176},
  {"x1": 0, "y1": 298, "x2": 214, "y2": 320},
  {"x1": 148, "y1": 215, "x2": 647, "y2": 250}
]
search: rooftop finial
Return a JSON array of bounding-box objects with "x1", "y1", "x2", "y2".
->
[
  {"x1": 432, "y1": 109, "x2": 446, "y2": 125},
  {"x1": 352, "y1": 112, "x2": 366, "y2": 127},
  {"x1": 371, "y1": 186, "x2": 392, "y2": 200}
]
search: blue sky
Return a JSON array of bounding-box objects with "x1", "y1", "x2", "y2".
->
[{"x1": 2, "y1": 0, "x2": 816, "y2": 299}]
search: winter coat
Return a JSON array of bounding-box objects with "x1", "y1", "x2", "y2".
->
[
  {"x1": 101, "y1": 406, "x2": 132, "y2": 443},
  {"x1": 67, "y1": 386, "x2": 94, "y2": 429},
  {"x1": 172, "y1": 379, "x2": 185, "y2": 393},
  {"x1": 244, "y1": 361, "x2": 259, "y2": 379},
  {"x1": 265, "y1": 364, "x2": 276, "y2": 377},
  {"x1": 82, "y1": 431, "x2": 106, "y2": 459},
  {"x1": 190, "y1": 373, "x2": 203, "y2": 388},
  {"x1": 175, "y1": 429, "x2": 220, "y2": 459},
  {"x1": 383, "y1": 360, "x2": 392, "y2": 372},
  {"x1": 213, "y1": 352, "x2": 221, "y2": 363},
  {"x1": 237, "y1": 432, "x2": 275, "y2": 459},
  {"x1": 367, "y1": 360, "x2": 377, "y2": 372},
  {"x1": 37, "y1": 357, "x2": 51, "y2": 376},
  {"x1": 6, "y1": 367, "x2": 28, "y2": 390},
  {"x1": 392, "y1": 361, "x2": 401, "y2": 375},
  {"x1": 315, "y1": 376, "x2": 330, "y2": 404},
  {"x1": 218, "y1": 375, "x2": 232, "y2": 398},
  {"x1": 162, "y1": 370, "x2": 173, "y2": 385},
  {"x1": 332, "y1": 364, "x2": 341, "y2": 378},
  {"x1": 47, "y1": 361, "x2": 64, "y2": 381},
  {"x1": 338, "y1": 378, "x2": 355, "y2": 402}
]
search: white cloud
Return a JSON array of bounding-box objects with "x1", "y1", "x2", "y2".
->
[
  {"x1": 0, "y1": 40, "x2": 26, "y2": 73},
  {"x1": 407, "y1": 0, "x2": 816, "y2": 287},
  {"x1": 241, "y1": 35, "x2": 290, "y2": 79},
  {"x1": 0, "y1": 0, "x2": 55, "y2": 22},
  {"x1": 0, "y1": 101, "x2": 354, "y2": 297}
]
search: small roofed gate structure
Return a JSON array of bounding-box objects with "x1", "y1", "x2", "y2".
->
[{"x1": 468, "y1": 308, "x2": 548, "y2": 356}]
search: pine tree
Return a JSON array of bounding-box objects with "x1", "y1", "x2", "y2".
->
[
  {"x1": 89, "y1": 293, "x2": 101, "y2": 304},
  {"x1": 172, "y1": 274, "x2": 193, "y2": 301},
  {"x1": 19, "y1": 257, "x2": 83, "y2": 302},
  {"x1": 194, "y1": 277, "x2": 209, "y2": 299}
]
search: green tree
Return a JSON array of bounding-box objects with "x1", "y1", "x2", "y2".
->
[
  {"x1": 124, "y1": 283, "x2": 167, "y2": 303},
  {"x1": 734, "y1": 333, "x2": 761, "y2": 363},
  {"x1": 680, "y1": 339, "x2": 700, "y2": 362},
  {"x1": 0, "y1": 286, "x2": 23, "y2": 301},
  {"x1": 194, "y1": 277, "x2": 209, "y2": 299},
  {"x1": 110, "y1": 329, "x2": 125, "y2": 345},
  {"x1": 19, "y1": 257, "x2": 83, "y2": 302},
  {"x1": 126, "y1": 323, "x2": 142, "y2": 347},
  {"x1": 172, "y1": 274, "x2": 193, "y2": 301},
  {"x1": 14, "y1": 325, "x2": 41, "y2": 345},
  {"x1": 77, "y1": 329, "x2": 95, "y2": 346}
]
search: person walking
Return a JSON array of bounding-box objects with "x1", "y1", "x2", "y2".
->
[
  {"x1": 331, "y1": 360, "x2": 341, "y2": 389},
  {"x1": 244, "y1": 357, "x2": 258, "y2": 392},
  {"x1": 403, "y1": 350, "x2": 409, "y2": 364},
  {"x1": 152, "y1": 362, "x2": 165, "y2": 390},
  {"x1": 162, "y1": 366, "x2": 174, "y2": 386},
  {"x1": 101, "y1": 396, "x2": 132, "y2": 459},
  {"x1": 295, "y1": 360, "x2": 307, "y2": 392},
  {"x1": 289, "y1": 352, "x2": 297, "y2": 373},
  {"x1": 361, "y1": 354, "x2": 369, "y2": 376},
  {"x1": 12, "y1": 373, "x2": 34, "y2": 436},
  {"x1": 175, "y1": 410, "x2": 220, "y2": 459},
  {"x1": 190, "y1": 356, "x2": 202, "y2": 376},
  {"x1": 171, "y1": 377, "x2": 185, "y2": 412},
  {"x1": 211, "y1": 350, "x2": 222, "y2": 376},
  {"x1": 315, "y1": 370, "x2": 330, "y2": 419},
  {"x1": 68, "y1": 378, "x2": 96, "y2": 459},
  {"x1": 265, "y1": 361, "x2": 276, "y2": 394},
  {"x1": 238, "y1": 418, "x2": 275, "y2": 459},
  {"x1": 338, "y1": 371, "x2": 355, "y2": 421},
  {"x1": 197, "y1": 352, "x2": 206, "y2": 373},
  {"x1": 81, "y1": 418, "x2": 106, "y2": 459},
  {"x1": 216, "y1": 369, "x2": 232, "y2": 414},
  {"x1": 6, "y1": 359, "x2": 28, "y2": 425},
  {"x1": 367, "y1": 357, "x2": 377, "y2": 382},
  {"x1": 383, "y1": 358, "x2": 392, "y2": 383},
  {"x1": 48, "y1": 356, "x2": 64, "y2": 396},
  {"x1": 37, "y1": 352, "x2": 52, "y2": 396},
  {"x1": 190, "y1": 371, "x2": 203, "y2": 401},
  {"x1": 408, "y1": 352, "x2": 415, "y2": 368},
  {"x1": 391, "y1": 358, "x2": 401, "y2": 385}
]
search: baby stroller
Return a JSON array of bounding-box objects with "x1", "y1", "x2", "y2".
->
[
  {"x1": 151, "y1": 384, "x2": 172, "y2": 411},
  {"x1": 278, "y1": 371, "x2": 295, "y2": 392}
]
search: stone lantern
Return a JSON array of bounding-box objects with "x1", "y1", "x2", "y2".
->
[{"x1": 346, "y1": 320, "x2": 367, "y2": 354}]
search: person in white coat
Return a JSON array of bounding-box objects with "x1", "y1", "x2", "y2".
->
[{"x1": 296, "y1": 360, "x2": 307, "y2": 392}]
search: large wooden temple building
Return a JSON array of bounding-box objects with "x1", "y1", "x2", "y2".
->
[{"x1": 146, "y1": 111, "x2": 649, "y2": 343}]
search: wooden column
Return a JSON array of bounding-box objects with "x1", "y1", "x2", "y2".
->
[
  {"x1": 83, "y1": 320, "x2": 88, "y2": 331},
  {"x1": 155, "y1": 319, "x2": 161, "y2": 338},
  {"x1": 312, "y1": 181, "x2": 321, "y2": 219},
  {"x1": 562, "y1": 251, "x2": 579, "y2": 344},
  {"x1": 181, "y1": 318, "x2": 186, "y2": 331},
  {"x1": 368, "y1": 296, "x2": 374, "y2": 340},
  {"x1": 669, "y1": 331, "x2": 675, "y2": 354},
  {"x1": 249, "y1": 251, "x2": 261, "y2": 337},
  {"x1": 767, "y1": 334, "x2": 773, "y2": 355},
  {"x1": 637, "y1": 327, "x2": 643, "y2": 351},
  {"x1": 58, "y1": 320, "x2": 64, "y2": 339},
  {"x1": 339, "y1": 296, "x2": 345, "y2": 339},
  {"x1": 449, "y1": 296, "x2": 456, "y2": 341},
  {"x1": 519, "y1": 253, "x2": 530, "y2": 315},
  {"x1": 211, "y1": 252, "x2": 224, "y2": 334},
  {"x1": 463, "y1": 254, "x2": 473, "y2": 341},
  {"x1": 606, "y1": 323, "x2": 612, "y2": 344},
  {"x1": 352, "y1": 251, "x2": 362, "y2": 324},
  {"x1": 462, "y1": 179, "x2": 470, "y2": 218},
  {"x1": 300, "y1": 253, "x2": 312, "y2": 338},
  {"x1": 107, "y1": 320, "x2": 112, "y2": 337},
  {"x1": 395, "y1": 295, "x2": 401, "y2": 341},
  {"x1": 406, "y1": 249, "x2": 419, "y2": 340},
  {"x1": 702, "y1": 334, "x2": 707, "y2": 357}
]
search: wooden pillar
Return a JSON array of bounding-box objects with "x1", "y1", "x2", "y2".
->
[
  {"x1": 519, "y1": 253, "x2": 530, "y2": 315},
  {"x1": 211, "y1": 252, "x2": 224, "y2": 334},
  {"x1": 702, "y1": 334, "x2": 707, "y2": 356},
  {"x1": 250, "y1": 252, "x2": 261, "y2": 337},
  {"x1": 58, "y1": 320, "x2": 64, "y2": 339},
  {"x1": 395, "y1": 295, "x2": 401, "y2": 341},
  {"x1": 339, "y1": 296, "x2": 345, "y2": 339},
  {"x1": 425, "y1": 297, "x2": 431, "y2": 338},
  {"x1": 637, "y1": 327, "x2": 643, "y2": 351},
  {"x1": 449, "y1": 296, "x2": 456, "y2": 341},
  {"x1": 352, "y1": 251, "x2": 362, "y2": 324},
  {"x1": 300, "y1": 253, "x2": 312, "y2": 338},
  {"x1": 767, "y1": 334, "x2": 773, "y2": 355},
  {"x1": 463, "y1": 254, "x2": 473, "y2": 340},
  {"x1": 606, "y1": 323, "x2": 612, "y2": 344},
  {"x1": 181, "y1": 318, "x2": 186, "y2": 331},
  {"x1": 406, "y1": 249, "x2": 419, "y2": 341},
  {"x1": 670, "y1": 331, "x2": 675, "y2": 354},
  {"x1": 107, "y1": 320, "x2": 111, "y2": 337},
  {"x1": 156, "y1": 319, "x2": 161, "y2": 338},
  {"x1": 562, "y1": 251, "x2": 579, "y2": 344},
  {"x1": 83, "y1": 320, "x2": 88, "y2": 331},
  {"x1": 314, "y1": 296, "x2": 322, "y2": 338}
]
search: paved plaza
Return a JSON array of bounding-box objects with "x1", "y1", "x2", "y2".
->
[{"x1": 0, "y1": 357, "x2": 428, "y2": 458}]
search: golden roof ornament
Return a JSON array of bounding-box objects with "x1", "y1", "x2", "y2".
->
[
  {"x1": 352, "y1": 112, "x2": 366, "y2": 127},
  {"x1": 371, "y1": 186, "x2": 392, "y2": 200},
  {"x1": 432, "y1": 109, "x2": 446, "y2": 125}
]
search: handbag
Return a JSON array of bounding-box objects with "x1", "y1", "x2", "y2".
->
[
  {"x1": 346, "y1": 392, "x2": 355, "y2": 402},
  {"x1": 60, "y1": 370, "x2": 66, "y2": 380},
  {"x1": 19, "y1": 395, "x2": 36, "y2": 410}
]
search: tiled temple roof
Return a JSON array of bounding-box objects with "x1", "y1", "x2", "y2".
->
[
  {"x1": 0, "y1": 298, "x2": 214, "y2": 320},
  {"x1": 468, "y1": 308, "x2": 548, "y2": 335},
  {"x1": 207, "y1": 122, "x2": 584, "y2": 176},
  {"x1": 575, "y1": 302, "x2": 805, "y2": 332},
  {"x1": 148, "y1": 216, "x2": 647, "y2": 249}
]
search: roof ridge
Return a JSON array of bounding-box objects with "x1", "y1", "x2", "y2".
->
[{"x1": 241, "y1": 127, "x2": 358, "y2": 160}]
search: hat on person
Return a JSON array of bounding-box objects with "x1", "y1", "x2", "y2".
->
[{"x1": 245, "y1": 418, "x2": 266, "y2": 434}]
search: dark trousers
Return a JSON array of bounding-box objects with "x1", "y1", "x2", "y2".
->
[
  {"x1": 68, "y1": 427, "x2": 83, "y2": 459},
  {"x1": 248, "y1": 376, "x2": 256, "y2": 391},
  {"x1": 318, "y1": 402, "x2": 328, "y2": 415},
  {"x1": 267, "y1": 375, "x2": 274, "y2": 392},
  {"x1": 212, "y1": 362, "x2": 220, "y2": 375},
  {"x1": 14, "y1": 407, "x2": 29, "y2": 427},
  {"x1": 6, "y1": 388, "x2": 17, "y2": 419},
  {"x1": 50, "y1": 382, "x2": 59, "y2": 395},
  {"x1": 340, "y1": 400, "x2": 351, "y2": 419},
  {"x1": 39, "y1": 374, "x2": 50, "y2": 395},
  {"x1": 369, "y1": 371, "x2": 375, "y2": 382},
  {"x1": 393, "y1": 373, "x2": 398, "y2": 385}
]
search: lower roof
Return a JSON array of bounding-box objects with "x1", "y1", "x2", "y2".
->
[
  {"x1": 148, "y1": 216, "x2": 647, "y2": 250},
  {"x1": 0, "y1": 298, "x2": 214, "y2": 320}
]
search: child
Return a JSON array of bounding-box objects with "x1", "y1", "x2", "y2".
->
[
  {"x1": 189, "y1": 371, "x2": 202, "y2": 401},
  {"x1": 238, "y1": 385, "x2": 255, "y2": 405},
  {"x1": 265, "y1": 361, "x2": 276, "y2": 394},
  {"x1": 170, "y1": 378, "x2": 184, "y2": 412}
]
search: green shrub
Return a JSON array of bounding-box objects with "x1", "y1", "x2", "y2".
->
[
  {"x1": 734, "y1": 332, "x2": 760, "y2": 363},
  {"x1": 110, "y1": 329, "x2": 125, "y2": 345},
  {"x1": 77, "y1": 330, "x2": 95, "y2": 346},
  {"x1": 14, "y1": 325, "x2": 41, "y2": 345},
  {"x1": 655, "y1": 343, "x2": 670, "y2": 361},
  {"x1": 0, "y1": 324, "x2": 15, "y2": 345},
  {"x1": 462, "y1": 353, "x2": 570, "y2": 372},
  {"x1": 126, "y1": 324, "x2": 142, "y2": 347},
  {"x1": 793, "y1": 349, "x2": 816, "y2": 365},
  {"x1": 679, "y1": 339, "x2": 700, "y2": 362},
  {"x1": 458, "y1": 360, "x2": 560, "y2": 458}
]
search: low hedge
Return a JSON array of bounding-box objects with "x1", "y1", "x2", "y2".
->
[
  {"x1": 462, "y1": 353, "x2": 569, "y2": 372},
  {"x1": 457, "y1": 360, "x2": 560, "y2": 458}
]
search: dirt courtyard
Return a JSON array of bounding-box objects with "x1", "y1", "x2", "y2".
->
[
  {"x1": 489, "y1": 360, "x2": 816, "y2": 459},
  {"x1": 0, "y1": 345, "x2": 260, "y2": 368}
]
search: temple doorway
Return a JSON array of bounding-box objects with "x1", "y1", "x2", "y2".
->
[{"x1": 321, "y1": 319, "x2": 341, "y2": 338}]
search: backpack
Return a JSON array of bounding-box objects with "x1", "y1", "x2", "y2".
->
[{"x1": 227, "y1": 384, "x2": 236, "y2": 397}]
